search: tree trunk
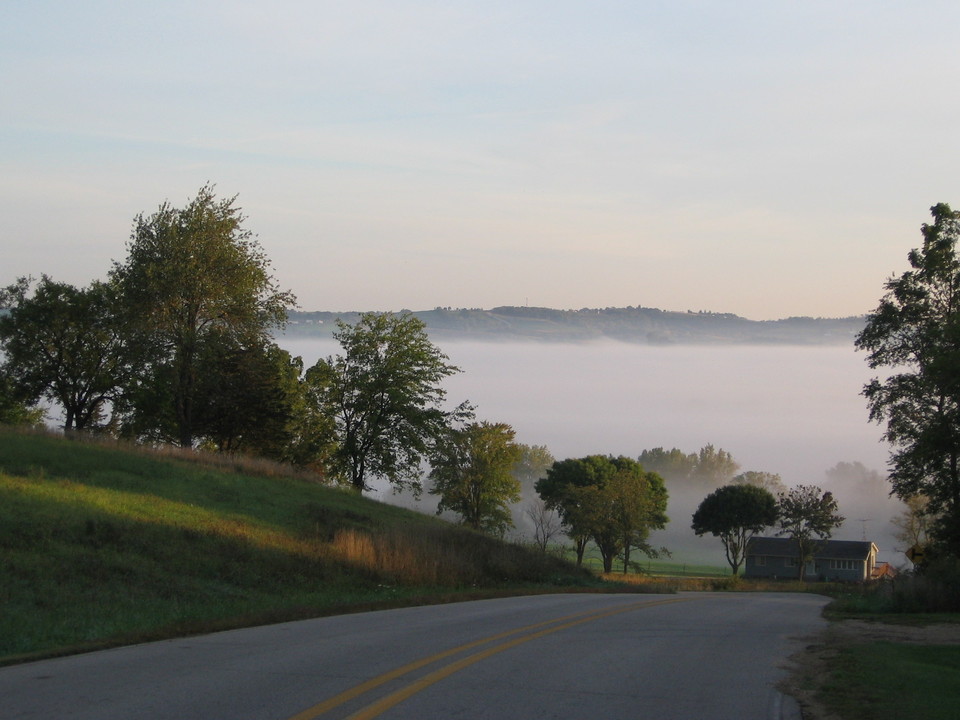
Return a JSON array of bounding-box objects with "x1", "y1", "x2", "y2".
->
[{"x1": 575, "y1": 536, "x2": 588, "y2": 566}]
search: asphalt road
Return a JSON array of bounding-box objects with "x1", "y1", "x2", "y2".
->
[{"x1": 1, "y1": 592, "x2": 828, "y2": 720}]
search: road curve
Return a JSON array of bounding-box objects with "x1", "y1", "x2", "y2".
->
[{"x1": 1, "y1": 592, "x2": 828, "y2": 720}]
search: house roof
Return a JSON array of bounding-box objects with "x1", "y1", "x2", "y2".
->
[{"x1": 748, "y1": 537, "x2": 876, "y2": 560}]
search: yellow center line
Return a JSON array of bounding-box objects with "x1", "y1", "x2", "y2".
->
[
  {"x1": 287, "y1": 596, "x2": 693, "y2": 720},
  {"x1": 285, "y1": 602, "x2": 622, "y2": 720}
]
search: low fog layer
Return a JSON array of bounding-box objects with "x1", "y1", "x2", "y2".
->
[{"x1": 280, "y1": 338, "x2": 905, "y2": 566}]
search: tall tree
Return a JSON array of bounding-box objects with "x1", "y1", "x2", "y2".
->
[
  {"x1": 308, "y1": 312, "x2": 470, "y2": 492},
  {"x1": 430, "y1": 421, "x2": 522, "y2": 534},
  {"x1": 855, "y1": 203, "x2": 960, "y2": 556},
  {"x1": 0, "y1": 276, "x2": 126, "y2": 431},
  {"x1": 110, "y1": 185, "x2": 295, "y2": 446},
  {"x1": 692, "y1": 484, "x2": 779, "y2": 576},
  {"x1": 600, "y1": 466, "x2": 669, "y2": 573},
  {"x1": 776, "y1": 485, "x2": 845, "y2": 581}
]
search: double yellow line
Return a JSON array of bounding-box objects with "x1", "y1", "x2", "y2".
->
[{"x1": 287, "y1": 596, "x2": 692, "y2": 720}]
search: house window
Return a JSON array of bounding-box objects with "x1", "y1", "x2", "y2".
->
[
  {"x1": 756, "y1": 556, "x2": 766, "y2": 566},
  {"x1": 830, "y1": 559, "x2": 858, "y2": 570},
  {"x1": 786, "y1": 557, "x2": 799, "y2": 567}
]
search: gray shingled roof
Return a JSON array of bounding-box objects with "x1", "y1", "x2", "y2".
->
[{"x1": 747, "y1": 537, "x2": 875, "y2": 560}]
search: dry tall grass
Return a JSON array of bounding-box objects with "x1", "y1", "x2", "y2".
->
[
  {"x1": 602, "y1": 572, "x2": 841, "y2": 594},
  {"x1": 332, "y1": 527, "x2": 465, "y2": 586},
  {"x1": 331, "y1": 523, "x2": 596, "y2": 589},
  {"x1": 22, "y1": 426, "x2": 328, "y2": 484}
]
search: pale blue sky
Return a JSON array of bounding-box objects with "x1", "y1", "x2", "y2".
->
[{"x1": 3, "y1": 1, "x2": 959, "y2": 319}]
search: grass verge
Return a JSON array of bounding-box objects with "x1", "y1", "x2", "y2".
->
[
  {"x1": 784, "y1": 575, "x2": 960, "y2": 720},
  {"x1": 0, "y1": 428, "x2": 628, "y2": 665},
  {"x1": 819, "y1": 642, "x2": 960, "y2": 720}
]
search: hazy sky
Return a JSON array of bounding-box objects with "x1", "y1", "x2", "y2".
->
[{"x1": 4, "y1": 2, "x2": 960, "y2": 319}]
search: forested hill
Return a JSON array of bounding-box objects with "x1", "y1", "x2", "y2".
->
[{"x1": 285, "y1": 306, "x2": 864, "y2": 345}]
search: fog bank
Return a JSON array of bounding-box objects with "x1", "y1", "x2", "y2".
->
[{"x1": 280, "y1": 338, "x2": 905, "y2": 565}]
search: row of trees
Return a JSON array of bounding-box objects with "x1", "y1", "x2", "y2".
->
[
  {"x1": 692, "y1": 483, "x2": 844, "y2": 578},
  {"x1": 0, "y1": 186, "x2": 478, "y2": 498}
]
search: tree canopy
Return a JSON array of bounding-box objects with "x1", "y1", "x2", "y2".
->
[
  {"x1": 855, "y1": 203, "x2": 960, "y2": 556},
  {"x1": 110, "y1": 185, "x2": 295, "y2": 446},
  {"x1": 0, "y1": 276, "x2": 126, "y2": 431},
  {"x1": 536, "y1": 455, "x2": 668, "y2": 572},
  {"x1": 637, "y1": 444, "x2": 739, "y2": 486},
  {"x1": 429, "y1": 420, "x2": 522, "y2": 534},
  {"x1": 309, "y1": 312, "x2": 470, "y2": 492},
  {"x1": 776, "y1": 485, "x2": 844, "y2": 580},
  {"x1": 692, "y1": 484, "x2": 778, "y2": 575},
  {"x1": 730, "y1": 471, "x2": 786, "y2": 496}
]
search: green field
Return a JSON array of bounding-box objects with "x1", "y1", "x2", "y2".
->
[{"x1": 562, "y1": 543, "x2": 728, "y2": 578}]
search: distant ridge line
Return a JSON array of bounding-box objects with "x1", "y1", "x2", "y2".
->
[{"x1": 283, "y1": 306, "x2": 864, "y2": 346}]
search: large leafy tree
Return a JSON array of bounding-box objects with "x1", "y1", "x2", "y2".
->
[
  {"x1": 110, "y1": 185, "x2": 295, "y2": 446},
  {"x1": 855, "y1": 203, "x2": 960, "y2": 556},
  {"x1": 692, "y1": 484, "x2": 779, "y2": 576},
  {"x1": 0, "y1": 276, "x2": 126, "y2": 431},
  {"x1": 429, "y1": 421, "x2": 522, "y2": 534},
  {"x1": 776, "y1": 485, "x2": 845, "y2": 581},
  {"x1": 308, "y1": 312, "x2": 470, "y2": 492},
  {"x1": 536, "y1": 455, "x2": 613, "y2": 565},
  {"x1": 536, "y1": 455, "x2": 668, "y2": 571},
  {"x1": 593, "y1": 466, "x2": 669, "y2": 573}
]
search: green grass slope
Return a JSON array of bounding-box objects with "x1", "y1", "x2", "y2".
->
[{"x1": 0, "y1": 429, "x2": 596, "y2": 664}]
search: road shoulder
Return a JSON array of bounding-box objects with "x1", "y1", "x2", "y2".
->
[{"x1": 779, "y1": 619, "x2": 960, "y2": 720}]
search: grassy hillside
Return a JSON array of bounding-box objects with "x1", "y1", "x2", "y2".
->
[{"x1": 0, "y1": 429, "x2": 599, "y2": 664}]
